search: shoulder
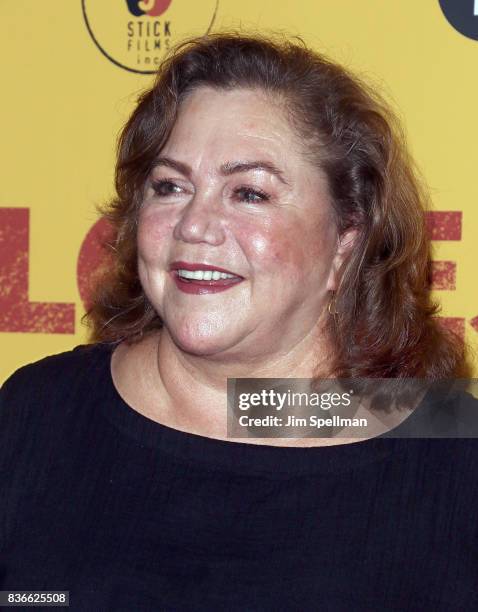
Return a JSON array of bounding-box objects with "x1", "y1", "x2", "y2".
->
[
  {"x1": 383, "y1": 383, "x2": 478, "y2": 438},
  {"x1": 0, "y1": 343, "x2": 114, "y2": 414},
  {"x1": 421, "y1": 384, "x2": 478, "y2": 437}
]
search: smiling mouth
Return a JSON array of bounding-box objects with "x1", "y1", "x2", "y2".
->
[
  {"x1": 173, "y1": 269, "x2": 243, "y2": 286},
  {"x1": 170, "y1": 266, "x2": 244, "y2": 294}
]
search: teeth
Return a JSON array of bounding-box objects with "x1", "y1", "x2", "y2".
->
[{"x1": 176, "y1": 269, "x2": 237, "y2": 281}]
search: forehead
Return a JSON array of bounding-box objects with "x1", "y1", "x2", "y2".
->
[{"x1": 161, "y1": 86, "x2": 308, "y2": 167}]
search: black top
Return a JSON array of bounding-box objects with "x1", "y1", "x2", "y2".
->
[{"x1": 1, "y1": 344, "x2": 478, "y2": 611}]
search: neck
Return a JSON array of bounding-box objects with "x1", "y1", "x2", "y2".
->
[{"x1": 150, "y1": 324, "x2": 334, "y2": 438}]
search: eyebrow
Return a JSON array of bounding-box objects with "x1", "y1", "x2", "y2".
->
[{"x1": 152, "y1": 156, "x2": 289, "y2": 185}]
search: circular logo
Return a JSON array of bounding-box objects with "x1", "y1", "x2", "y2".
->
[
  {"x1": 439, "y1": 0, "x2": 478, "y2": 41},
  {"x1": 82, "y1": 0, "x2": 219, "y2": 74}
]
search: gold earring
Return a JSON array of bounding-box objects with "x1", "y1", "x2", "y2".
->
[{"x1": 328, "y1": 292, "x2": 338, "y2": 316}]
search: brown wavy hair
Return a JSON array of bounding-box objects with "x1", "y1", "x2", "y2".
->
[{"x1": 85, "y1": 31, "x2": 469, "y2": 378}]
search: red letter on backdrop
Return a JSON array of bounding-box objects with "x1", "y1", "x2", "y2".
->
[
  {"x1": 77, "y1": 217, "x2": 114, "y2": 311},
  {"x1": 426, "y1": 210, "x2": 466, "y2": 339},
  {"x1": 0, "y1": 208, "x2": 75, "y2": 333}
]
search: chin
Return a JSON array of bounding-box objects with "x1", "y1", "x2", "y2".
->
[{"x1": 167, "y1": 321, "x2": 238, "y2": 357}]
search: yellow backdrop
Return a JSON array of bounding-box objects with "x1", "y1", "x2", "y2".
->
[{"x1": 1, "y1": 0, "x2": 477, "y2": 381}]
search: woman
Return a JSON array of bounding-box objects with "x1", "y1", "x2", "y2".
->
[{"x1": 1, "y1": 33, "x2": 477, "y2": 610}]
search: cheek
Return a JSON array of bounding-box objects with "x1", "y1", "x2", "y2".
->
[
  {"x1": 241, "y1": 220, "x2": 326, "y2": 275},
  {"x1": 137, "y1": 209, "x2": 175, "y2": 261}
]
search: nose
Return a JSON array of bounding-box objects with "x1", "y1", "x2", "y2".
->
[{"x1": 173, "y1": 192, "x2": 226, "y2": 246}]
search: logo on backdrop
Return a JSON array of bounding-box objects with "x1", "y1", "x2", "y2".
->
[
  {"x1": 82, "y1": 0, "x2": 219, "y2": 74},
  {"x1": 125, "y1": 1, "x2": 172, "y2": 17},
  {"x1": 439, "y1": 0, "x2": 478, "y2": 41}
]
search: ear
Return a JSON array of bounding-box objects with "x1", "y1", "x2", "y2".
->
[{"x1": 326, "y1": 227, "x2": 359, "y2": 292}]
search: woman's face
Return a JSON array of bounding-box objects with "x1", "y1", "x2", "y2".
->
[{"x1": 138, "y1": 86, "x2": 344, "y2": 360}]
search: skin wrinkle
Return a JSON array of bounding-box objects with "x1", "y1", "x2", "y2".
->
[
  {"x1": 152, "y1": 156, "x2": 291, "y2": 187},
  {"x1": 112, "y1": 86, "x2": 361, "y2": 445}
]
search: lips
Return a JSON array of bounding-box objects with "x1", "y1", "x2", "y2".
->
[
  {"x1": 169, "y1": 261, "x2": 242, "y2": 276},
  {"x1": 169, "y1": 261, "x2": 244, "y2": 295}
]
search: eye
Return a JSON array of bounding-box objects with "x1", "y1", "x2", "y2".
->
[
  {"x1": 151, "y1": 179, "x2": 184, "y2": 197},
  {"x1": 233, "y1": 186, "x2": 270, "y2": 204}
]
